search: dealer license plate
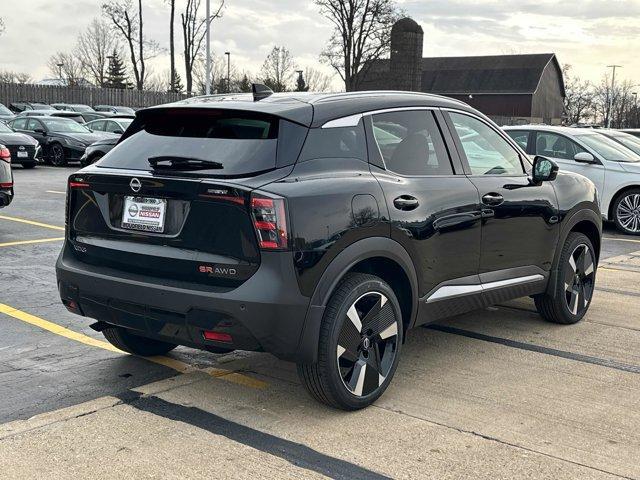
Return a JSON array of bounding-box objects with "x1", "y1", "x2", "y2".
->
[
  {"x1": 17, "y1": 151, "x2": 28, "y2": 158},
  {"x1": 121, "y1": 196, "x2": 167, "y2": 233}
]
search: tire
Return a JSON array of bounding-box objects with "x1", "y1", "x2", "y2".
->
[
  {"x1": 297, "y1": 273, "x2": 403, "y2": 410},
  {"x1": 49, "y1": 143, "x2": 67, "y2": 167},
  {"x1": 612, "y1": 188, "x2": 640, "y2": 235},
  {"x1": 103, "y1": 327, "x2": 177, "y2": 356},
  {"x1": 82, "y1": 153, "x2": 103, "y2": 167},
  {"x1": 534, "y1": 232, "x2": 596, "y2": 324},
  {"x1": 21, "y1": 162, "x2": 36, "y2": 169}
]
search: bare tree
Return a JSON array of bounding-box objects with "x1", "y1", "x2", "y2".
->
[
  {"x1": 76, "y1": 18, "x2": 119, "y2": 87},
  {"x1": 0, "y1": 71, "x2": 32, "y2": 84},
  {"x1": 102, "y1": 0, "x2": 160, "y2": 90},
  {"x1": 181, "y1": 0, "x2": 224, "y2": 94},
  {"x1": 260, "y1": 46, "x2": 296, "y2": 92},
  {"x1": 47, "y1": 52, "x2": 84, "y2": 86},
  {"x1": 193, "y1": 54, "x2": 229, "y2": 94},
  {"x1": 315, "y1": 0, "x2": 400, "y2": 91},
  {"x1": 562, "y1": 64, "x2": 594, "y2": 125},
  {"x1": 304, "y1": 67, "x2": 335, "y2": 92}
]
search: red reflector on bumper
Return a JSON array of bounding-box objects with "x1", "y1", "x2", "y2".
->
[{"x1": 203, "y1": 331, "x2": 232, "y2": 343}]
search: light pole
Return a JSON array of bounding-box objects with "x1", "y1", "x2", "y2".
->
[
  {"x1": 225, "y1": 51, "x2": 230, "y2": 93},
  {"x1": 57, "y1": 62, "x2": 64, "y2": 84},
  {"x1": 606, "y1": 64, "x2": 622, "y2": 128},
  {"x1": 205, "y1": 0, "x2": 211, "y2": 95}
]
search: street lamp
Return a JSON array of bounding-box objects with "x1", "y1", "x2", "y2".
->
[
  {"x1": 606, "y1": 64, "x2": 622, "y2": 128},
  {"x1": 57, "y1": 62, "x2": 64, "y2": 83},
  {"x1": 225, "y1": 52, "x2": 230, "y2": 93}
]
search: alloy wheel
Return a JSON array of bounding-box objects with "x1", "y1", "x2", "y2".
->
[
  {"x1": 336, "y1": 291, "x2": 399, "y2": 397},
  {"x1": 51, "y1": 145, "x2": 65, "y2": 166},
  {"x1": 563, "y1": 243, "x2": 595, "y2": 316},
  {"x1": 616, "y1": 193, "x2": 640, "y2": 233}
]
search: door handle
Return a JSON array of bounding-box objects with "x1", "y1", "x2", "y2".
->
[
  {"x1": 482, "y1": 192, "x2": 504, "y2": 206},
  {"x1": 393, "y1": 195, "x2": 419, "y2": 211}
]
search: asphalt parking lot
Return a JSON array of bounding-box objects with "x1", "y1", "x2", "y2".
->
[{"x1": 1, "y1": 165, "x2": 639, "y2": 479}]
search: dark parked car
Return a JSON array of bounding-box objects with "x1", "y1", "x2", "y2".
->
[
  {"x1": 80, "y1": 137, "x2": 118, "y2": 167},
  {"x1": 94, "y1": 105, "x2": 136, "y2": 115},
  {"x1": 51, "y1": 103, "x2": 95, "y2": 113},
  {"x1": 0, "y1": 144, "x2": 13, "y2": 207},
  {"x1": 9, "y1": 101, "x2": 52, "y2": 113},
  {"x1": 57, "y1": 89, "x2": 602, "y2": 410},
  {"x1": 0, "y1": 121, "x2": 40, "y2": 168},
  {"x1": 9, "y1": 116, "x2": 117, "y2": 167},
  {"x1": 0, "y1": 103, "x2": 16, "y2": 123}
]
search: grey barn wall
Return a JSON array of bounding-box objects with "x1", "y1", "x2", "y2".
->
[
  {"x1": 531, "y1": 62, "x2": 565, "y2": 124},
  {"x1": 0, "y1": 83, "x2": 188, "y2": 108}
]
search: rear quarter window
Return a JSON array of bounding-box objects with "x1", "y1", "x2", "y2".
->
[{"x1": 299, "y1": 120, "x2": 366, "y2": 162}]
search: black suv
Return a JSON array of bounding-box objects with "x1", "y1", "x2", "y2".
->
[{"x1": 56, "y1": 89, "x2": 601, "y2": 410}]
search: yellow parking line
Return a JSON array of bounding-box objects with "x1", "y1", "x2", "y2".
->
[
  {"x1": 0, "y1": 237, "x2": 64, "y2": 248},
  {"x1": 0, "y1": 303, "x2": 266, "y2": 389},
  {"x1": 0, "y1": 215, "x2": 65, "y2": 231},
  {"x1": 46, "y1": 190, "x2": 66, "y2": 195},
  {"x1": 603, "y1": 236, "x2": 640, "y2": 244}
]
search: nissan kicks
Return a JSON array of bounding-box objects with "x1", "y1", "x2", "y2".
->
[{"x1": 56, "y1": 88, "x2": 601, "y2": 410}]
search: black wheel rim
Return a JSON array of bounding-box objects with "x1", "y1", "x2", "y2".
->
[
  {"x1": 616, "y1": 193, "x2": 640, "y2": 233},
  {"x1": 337, "y1": 291, "x2": 399, "y2": 397},
  {"x1": 564, "y1": 243, "x2": 595, "y2": 316}
]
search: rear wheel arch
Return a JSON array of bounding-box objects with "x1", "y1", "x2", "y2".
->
[{"x1": 608, "y1": 185, "x2": 640, "y2": 220}]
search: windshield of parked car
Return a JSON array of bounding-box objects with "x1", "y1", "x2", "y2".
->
[
  {"x1": 116, "y1": 119, "x2": 133, "y2": 129},
  {"x1": 31, "y1": 103, "x2": 52, "y2": 110},
  {"x1": 41, "y1": 118, "x2": 91, "y2": 133},
  {"x1": 115, "y1": 106, "x2": 136, "y2": 115},
  {"x1": 607, "y1": 133, "x2": 640, "y2": 156},
  {"x1": 72, "y1": 105, "x2": 94, "y2": 112},
  {"x1": 0, "y1": 104, "x2": 12, "y2": 116},
  {"x1": 0, "y1": 122, "x2": 13, "y2": 133},
  {"x1": 575, "y1": 133, "x2": 640, "y2": 162}
]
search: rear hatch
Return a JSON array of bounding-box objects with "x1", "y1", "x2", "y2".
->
[{"x1": 66, "y1": 107, "x2": 307, "y2": 289}]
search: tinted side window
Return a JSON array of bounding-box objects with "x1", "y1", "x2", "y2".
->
[
  {"x1": 535, "y1": 132, "x2": 584, "y2": 160},
  {"x1": 90, "y1": 120, "x2": 105, "y2": 131},
  {"x1": 299, "y1": 120, "x2": 366, "y2": 161},
  {"x1": 371, "y1": 110, "x2": 453, "y2": 176},
  {"x1": 26, "y1": 119, "x2": 41, "y2": 131},
  {"x1": 505, "y1": 130, "x2": 529, "y2": 150},
  {"x1": 450, "y1": 112, "x2": 524, "y2": 175},
  {"x1": 106, "y1": 121, "x2": 123, "y2": 134},
  {"x1": 11, "y1": 119, "x2": 27, "y2": 130}
]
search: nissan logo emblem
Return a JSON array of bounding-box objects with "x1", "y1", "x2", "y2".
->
[
  {"x1": 130, "y1": 178, "x2": 142, "y2": 193},
  {"x1": 18, "y1": 146, "x2": 25, "y2": 151}
]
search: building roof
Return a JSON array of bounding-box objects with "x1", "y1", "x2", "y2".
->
[
  {"x1": 420, "y1": 53, "x2": 564, "y2": 96},
  {"x1": 392, "y1": 17, "x2": 423, "y2": 34}
]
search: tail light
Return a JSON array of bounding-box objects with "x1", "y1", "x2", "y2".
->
[
  {"x1": 250, "y1": 193, "x2": 288, "y2": 250},
  {"x1": 0, "y1": 146, "x2": 10, "y2": 163}
]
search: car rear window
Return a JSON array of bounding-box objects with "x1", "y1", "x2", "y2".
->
[{"x1": 98, "y1": 109, "x2": 289, "y2": 176}]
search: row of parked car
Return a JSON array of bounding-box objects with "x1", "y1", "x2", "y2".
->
[{"x1": 0, "y1": 101, "x2": 135, "y2": 168}]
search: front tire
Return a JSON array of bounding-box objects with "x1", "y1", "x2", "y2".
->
[
  {"x1": 535, "y1": 232, "x2": 596, "y2": 324},
  {"x1": 49, "y1": 143, "x2": 67, "y2": 167},
  {"x1": 103, "y1": 327, "x2": 177, "y2": 356},
  {"x1": 297, "y1": 273, "x2": 403, "y2": 410},
  {"x1": 612, "y1": 189, "x2": 640, "y2": 235}
]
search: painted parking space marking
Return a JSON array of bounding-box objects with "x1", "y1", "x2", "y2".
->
[
  {"x1": 0, "y1": 303, "x2": 267, "y2": 389},
  {"x1": 602, "y1": 236, "x2": 640, "y2": 244},
  {"x1": 0, "y1": 215, "x2": 65, "y2": 231},
  {"x1": 0, "y1": 237, "x2": 64, "y2": 248},
  {"x1": 46, "y1": 190, "x2": 66, "y2": 195}
]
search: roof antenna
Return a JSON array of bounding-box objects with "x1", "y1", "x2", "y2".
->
[{"x1": 252, "y1": 83, "x2": 273, "y2": 101}]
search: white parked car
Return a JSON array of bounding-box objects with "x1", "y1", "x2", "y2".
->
[{"x1": 504, "y1": 126, "x2": 640, "y2": 235}]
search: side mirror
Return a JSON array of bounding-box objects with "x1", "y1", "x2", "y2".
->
[
  {"x1": 34, "y1": 128, "x2": 46, "y2": 135},
  {"x1": 532, "y1": 156, "x2": 558, "y2": 184},
  {"x1": 574, "y1": 152, "x2": 596, "y2": 164}
]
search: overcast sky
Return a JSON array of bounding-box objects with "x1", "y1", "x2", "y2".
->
[{"x1": 0, "y1": 0, "x2": 638, "y2": 89}]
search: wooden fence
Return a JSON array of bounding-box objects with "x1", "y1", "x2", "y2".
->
[{"x1": 0, "y1": 82, "x2": 189, "y2": 108}]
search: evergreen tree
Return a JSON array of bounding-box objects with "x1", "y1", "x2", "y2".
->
[
  {"x1": 170, "y1": 71, "x2": 184, "y2": 93},
  {"x1": 238, "y1": 74, "x2": 252, "y2": 93},
  {"x1": 295, "y1": 71, "x2": 309, "y2": 92},
  {"x1": 104, "y1": 49, "x2": 128, "y2": 89}
]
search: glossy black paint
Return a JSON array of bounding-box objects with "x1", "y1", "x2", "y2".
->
[
  {"x1": 0, "y1": 126, "x2": 40, "y2": 166},
  {"x1": 56, "y1": 91, "x2": 602, "y2": 363}
]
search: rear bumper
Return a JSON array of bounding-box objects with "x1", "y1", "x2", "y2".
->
[{"x1": 56, "y1": 245, "x2": 314, "y2": 362}]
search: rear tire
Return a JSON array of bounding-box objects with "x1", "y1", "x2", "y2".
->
[
  {"x1": 534, "y1": 232, "x2": 596, "y2": 324},
  {"x1": 297, "y1": 273, "x2": 403, "y2": 410},
  {"x1": 103, "y1": 327, "x2": 177, "y2": 356},
  {"x1": 612, "y1": 188, "x2": 640, "y2": 235}
]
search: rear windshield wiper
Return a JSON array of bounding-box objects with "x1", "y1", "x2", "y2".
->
[{"x1": 148, "y1": 156, "x2": 223, "y2": 170}]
